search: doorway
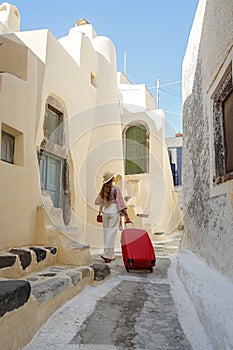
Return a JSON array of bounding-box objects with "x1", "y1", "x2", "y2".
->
[{"x1": 39, "y1": 152, "x2": 62, "y2": 208}]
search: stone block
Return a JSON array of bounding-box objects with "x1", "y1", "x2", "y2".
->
[
  {"x1": 66, "y1": 271, "x2": 82, "y2": 285},
  {"x1": 29, "y1": 247, "x2": 47, "y2": 262},
  {"x1": 8, "y1": 249, "x2": 31, "y2": 269},
  {"x1": 0, "y1": 280, "x2": 31, "y2": 317},
  {"x1": 77, "y1": 267, "x2": 91, "y2": 279},
  {"x1": 44, "y1": 246, "x2": 57, "y2": 255},
  {"x1": 90, "y1": 263, "x2": 111, "y2": 281},
  {"x1": 31, "y1": 277, "x2": 70, "y2": 303},
  {"x1": 0, "y1": 255, "x2": 16, "y2": 269},
  {"x1": 38, "y1": 273, "x2": 57, "y2": 277}
]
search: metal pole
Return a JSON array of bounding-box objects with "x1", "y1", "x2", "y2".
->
[
  {"x1": 123, "y1": 52, "x2": 127, "y2": 75},
  {"x1": 156, "y1": 77, "x2": 160, "y2": 109}
]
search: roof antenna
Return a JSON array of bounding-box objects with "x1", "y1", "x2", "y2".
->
[{"x1": 123, "y1": 51, "x2": 127, "y2": 75}]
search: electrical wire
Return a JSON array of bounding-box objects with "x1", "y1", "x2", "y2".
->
[{"x1": 159, "y1": 88, "x2": 181, "y2": 99}]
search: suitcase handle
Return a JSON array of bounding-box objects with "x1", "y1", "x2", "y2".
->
[
  {"x1": 120, "y1": 216, "x2": 134, "y2": 230},
  {"x1": 125, "y1": 221, "x2": 134, "y2": 228}
]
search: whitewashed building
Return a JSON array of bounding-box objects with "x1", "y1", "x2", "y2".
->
[{"x1": 181, "y1": 0, "x2": 233, "y2": 347}]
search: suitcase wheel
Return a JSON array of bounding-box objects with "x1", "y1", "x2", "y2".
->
[
  {"x1": 126, "y1": 267, "x2": 130, "y2": 273},
  {"x1": 149, "y1": 267, "x2": 153, "y2": 273}
]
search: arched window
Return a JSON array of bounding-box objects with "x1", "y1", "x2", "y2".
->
[{"x1": 124, "y1": 124, "x2": 149, "y2": 175}]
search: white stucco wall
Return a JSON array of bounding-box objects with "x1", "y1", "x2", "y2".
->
[
  {"x1": 0, "y1": 2, "x2": 20, "y2": 32},
  {"x1": 182, "y1": 0, "x2": 233, "y2": 282}
]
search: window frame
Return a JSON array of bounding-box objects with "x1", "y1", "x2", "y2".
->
[
  {"x1": 167, "y1": 146, "x2": 183, "y2": 187},
  {"x1": 123, "y1": 122, "x2": 149, "y2": 175},
  {"x1": 222, "y1": 89, "x2": 233, "y2": 174},
  {"x1": 1, "y1": 130, "x2": 15, "y2": 164},
  {"x1": 46, "y1": 105, "x2": 63, "y2": 146},
  {"x1": 0, "y1": 123, "x2": 23, "y2": 166},
  {"x1": 208, "y1": 48, "x2": 233, "y2": 198}
]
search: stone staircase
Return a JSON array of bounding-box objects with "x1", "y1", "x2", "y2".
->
[{"x1": 0, "y1": 242, "x2": 109, "y2": 350}]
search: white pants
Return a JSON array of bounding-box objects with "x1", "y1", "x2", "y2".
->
[{"x1": 102, "y1": 204, "x2": 119, "y2": 259}]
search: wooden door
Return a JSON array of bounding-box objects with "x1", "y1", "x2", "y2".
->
[{"x1": 40, "y1": 153, "x2": 62, "y2": 208}]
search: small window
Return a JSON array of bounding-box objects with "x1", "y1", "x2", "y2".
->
[
  {"x1": 47, "y1": 106, "x2": 62, "y2": 145},
  {"x1": 90, "y1": 73, "x2": 96, "y2": 87},
  {"x1": 1, "y1": 131, "x2": 15, "y2": 164}
]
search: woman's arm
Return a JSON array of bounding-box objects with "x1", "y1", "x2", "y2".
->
[{"x1": 116, "y1": 188, "x2": 127, "y2": 212}]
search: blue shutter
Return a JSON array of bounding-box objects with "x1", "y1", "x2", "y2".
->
[
  {"x1": 39, "y1": 153, "x2": 46, "y2": 190},
  {"x1": 125, "y1": 125, "x2": 147, "y2": 175},
  {"x1": 47, "y1": 156, "x2": 61, "y2": 207},
  {"x1": 39, "y1": 153, "x2": 62, "y2": 208},
  {"x1": 177, "y1": 147, "x2": 182, "y2": 186}
]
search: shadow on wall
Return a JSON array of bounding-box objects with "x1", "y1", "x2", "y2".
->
[
  {"x1": 182, "y1": 42, "x2": 205, "y2": 252},
  {"x1": 181, "y1": 17, "x2": 232, "y2": 270}
]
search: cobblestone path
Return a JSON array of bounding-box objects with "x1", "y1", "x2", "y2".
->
[
  {"x1": 24, "y1": 249, "x2": 193, "y2": 350},
  {"x1": 71, "y1": 276, "x2": 191, "y2": 349}
]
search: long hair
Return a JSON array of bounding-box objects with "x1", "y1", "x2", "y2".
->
[{"x1": 100, "y1": 178, "x2": 115, "y2": 202}]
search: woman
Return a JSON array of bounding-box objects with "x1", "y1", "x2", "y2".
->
[{"x1": 95, "y1": 171, "x2": 128, "y2": 263}]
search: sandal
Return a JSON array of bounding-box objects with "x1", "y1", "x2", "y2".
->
[{"x1": 101, "y1": 256, "x2": 111, "y2": 263}]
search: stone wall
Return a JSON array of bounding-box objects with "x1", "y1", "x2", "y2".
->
[{"x1": 182, "y1": 0, "x2": 233, "y2": 282}]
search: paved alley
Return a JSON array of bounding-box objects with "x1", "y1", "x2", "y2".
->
[{"x1": 23, "y1": 232, "x2": 212, "y2": 350}]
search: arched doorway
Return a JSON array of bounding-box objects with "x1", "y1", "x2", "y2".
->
[{"x1": 38, "y1": 96, "x2": 71, "y2": 225}]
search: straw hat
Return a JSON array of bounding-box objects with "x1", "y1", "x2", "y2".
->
[{"x1": 102, "y1": 171, "x2": 115, "y2": 184}]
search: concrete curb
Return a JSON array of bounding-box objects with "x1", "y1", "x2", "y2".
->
[{"x1": 176, "y1": 250, "x2": 233, "y2": 350}]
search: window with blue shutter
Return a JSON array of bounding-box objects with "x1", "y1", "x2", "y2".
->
[{"x1": 125, "y1": 125, "x2": 148, "y2": 175}]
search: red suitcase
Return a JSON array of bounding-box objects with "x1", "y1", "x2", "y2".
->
[{"x1": 121, "y1": 227, "x2": 156, "y2": 272}]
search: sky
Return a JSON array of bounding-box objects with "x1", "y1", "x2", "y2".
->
[{"x1": 11, "y1": 0, "x2": 199, "y2": 136}]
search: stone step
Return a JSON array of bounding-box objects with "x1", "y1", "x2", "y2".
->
[
  {"x1": 0, "y1": 265, "x2": 94, "y2": 350},
  {"x1": 0, "y1": 265, "x2": 93, "y2": 315},
  {"x1": 27, "y1": 265, "x2": 92, "y2": 304},
  {"x1": 0, "y1": 261, "x2": 111, "y2": 350},
  {"x1": 0, "y1": 240, "x2": 92, "y2": 279},
  {"x1": 0, "y1": 246, "x2": 58, "y2": 279}
]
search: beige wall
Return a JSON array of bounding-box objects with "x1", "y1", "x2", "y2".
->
[
  {"x1": 0, "y1": 6, "x2": 182, "y2": 252},
  {"x1": 0, "y1": 42, "x2": 45, "y2": 249},
  {"x1": 0, "y1": 18, "x2": 124, "y2": 249}
]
